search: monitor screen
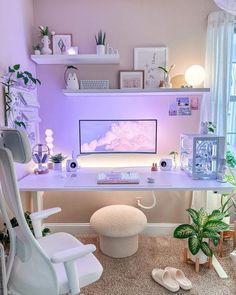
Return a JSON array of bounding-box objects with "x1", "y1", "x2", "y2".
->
[{"x1": 79, "y1": 119, "x2": 157, "y2": 154}]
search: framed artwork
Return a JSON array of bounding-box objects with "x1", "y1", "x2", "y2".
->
[
  {"x1": 119, "y1": 70, "x2": 144, "y2": 90},
  {"x1": 134, "y1": 47, "x2": 167, "y2": 89},
  {"x1": 52, "y1": 34, "x2": 72, "y2": 54}
]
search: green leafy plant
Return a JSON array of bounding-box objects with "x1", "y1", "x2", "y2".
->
[
  {"x1": 226, "y1": 150, "x2": 236, "y2": 168},
  {"x1": 32, "y1": 44, "x2": 41, "y2": 51},
  {"x1": 0, "y1": 211, "x2": 50, "y2": 248},
  {"x1": 173, "y1": 208, "x2": 229, "y2": 257},
  {"x1": 219, "y1": 193, "x2": 236, "y2": 217},
  {"x1": 219, "y1": 153, "x2": 236, "y2": 218},
  {"x1": 1, "y1": 64, "x2": 41, "y2": 123},
  {"x1": 158, "y1": 64, "x2": 176, "y2": 75},
  {"x1": 39, "y1": 25, "x2": 50, "y2": 37},
  {"x1": 64, "y1": 65, "x2": 78, "y2": 84},
  {"x1": 207, "y1": 121, "x2": 216, "y2": 133},
  {"x1": 95, "y1": 30, "x2": 106, "y2": 45},
  {"x1": 50, "y1": 153, "x2": 67, "y2": 163}
]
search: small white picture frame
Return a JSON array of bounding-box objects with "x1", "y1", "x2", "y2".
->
[
  {"x1": 119, "y1": 70, "x2": 144, "y2": 90},
  {"x1": 52, "y1": 34, "x2": 72, "y2": 55}
]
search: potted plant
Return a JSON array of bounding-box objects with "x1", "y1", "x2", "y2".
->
[
  {"x1": 173, "y1": 208, "x2": 229, "y2": 264},
  {"x1": 169, "y1": 151, "x2": 178, "y2": 169},
  {"x1": 158, "y1": 64, "x2": 175, "y2": 88},
  {"x1": 38, "y1": 25, "x2": 54, "y2": 55},
  {"x1": 95, "y1": 30, "x2": 106, "y2": 55},
  {"x1": 50, "y1": 153, "x2": 67, "y2": 171},
  {"x1": 32, "y1": 44, "x2": 41, "y2": 55}
]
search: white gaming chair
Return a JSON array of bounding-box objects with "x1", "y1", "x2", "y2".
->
[{"x1": 0, "y1": 128, "x2": 103, "y2": 295}]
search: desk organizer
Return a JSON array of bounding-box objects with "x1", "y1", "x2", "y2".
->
[{"x1": 180, "y1": 134, "x2": 225, "y2": 179}]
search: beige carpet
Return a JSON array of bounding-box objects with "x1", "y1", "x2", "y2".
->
[{"x1": 80, "y1": 235, "x2": 236, "y2": 295}]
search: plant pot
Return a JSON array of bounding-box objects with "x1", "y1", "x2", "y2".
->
[
  {"x1": 189, "y1": 249, "x2": 208, "y2": 264},
  {"x1": 41, "y1": 36, "x2": 52, "y2": 55},
  {"x1": 165, "y1": 74, "x2": 172, "y2": 88},
  {"x1": 34, "y1": 50, "x2": 41, "y2": 55},
  {"x1": 53, "y1": 162, "x2": 62, "y2": 171},
  {"x1": 96, "y1": 45, "x2": 105, "y2": 55}
]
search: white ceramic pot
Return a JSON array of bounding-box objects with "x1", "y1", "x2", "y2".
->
[
  {"x1": 34, "y1": 50, "x2": 41, "y2": 55},
  {"x1": 165, "y1": 74, "x2": 172, "y2": 88},
  {"x1": 41, "y1": 36, "x2": 52, "y2": 55},
  {"x1": 190, "y1": 249, "x2": 208, "y2": 264},
  {"x1": 53, "y1": 162, "x2": 62, "y2": 171},
  {"x1": 96, "y1": 45, "x2": 105, "y2": 55}
]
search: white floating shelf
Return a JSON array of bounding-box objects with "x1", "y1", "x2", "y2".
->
[
  {"x1": 31, "y1": 54, "x2": 120, "y2": 65},
  {"x1": 63, "y1": 88, "x2": 210, "y2": 97}
]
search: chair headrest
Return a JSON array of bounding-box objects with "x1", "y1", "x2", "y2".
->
[{"x1": 0, "y1": 128, "x2": 31, "y2": 163}]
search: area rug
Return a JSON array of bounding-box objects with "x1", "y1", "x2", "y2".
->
[{"x1": 80, "y1": 235, "x2": 236, "y2": 295}]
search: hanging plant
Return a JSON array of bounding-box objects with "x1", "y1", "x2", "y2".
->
[{"x1": 1, "y1": 64, "x2": 41, "y2": 123}]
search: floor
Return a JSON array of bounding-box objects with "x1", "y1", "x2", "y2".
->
[
  {"x1": 81, "y1": 235, "x2": 236, "y2": 295},
  {"x1": 1, "y1": 235, "x2": 235, "y2": 294}
]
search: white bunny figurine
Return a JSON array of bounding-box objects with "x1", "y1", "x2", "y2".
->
[{"x1": 66, "y1": 72, "x2": 79, "y2": 90}]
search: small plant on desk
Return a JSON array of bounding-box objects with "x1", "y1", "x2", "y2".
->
[
  {"x1": 50, "y1": 153, "x2": 67, "y2": 171},
  {"x1": 50, "y1": 153, "x2": 67, "y2": 163}
]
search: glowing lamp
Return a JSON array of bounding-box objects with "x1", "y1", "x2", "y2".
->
[
  {"x1": 185, "y1": 65, "x2": 205, "y2": 87},
  {"x1": 67, "y1": 46, "x2": 78, "y2": 55},
  {"x1": 45, "y1": 129, "x2": 54, "y2": 155}
]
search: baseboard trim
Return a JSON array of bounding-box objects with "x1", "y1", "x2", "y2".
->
[{"x1": 44, "y1": 223, "x2": 179, "y2": 236}]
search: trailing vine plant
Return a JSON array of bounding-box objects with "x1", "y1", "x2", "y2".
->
[{"x1": 1, "y1": 64, "x2": 41, "y2": 125}]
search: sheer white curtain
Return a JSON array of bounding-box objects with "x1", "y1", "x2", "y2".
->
[{"x1": 192, "y1": 11, "x2": 235, "y2": 211}]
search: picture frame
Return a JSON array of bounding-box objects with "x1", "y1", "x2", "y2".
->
[
  {"x1": 119, "y1": 70, "x2": 144, "y2": 90},
  {"x1": 134, "y1": 47, "x2": 167, "y2": 89},
  {"x1": 52, "y1": 34, "x2": 72, "y2": 55}
]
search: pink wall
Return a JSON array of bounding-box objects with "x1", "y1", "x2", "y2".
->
[
  {"x1": 33, "y1": 0, "x2": 217, "y2": 163},
  {"x1": 32, "y1": 0, "x2": 218, "y2": 223},
  {"x1": 0, "y1": 0, "x2": 35, "y2": 179}
]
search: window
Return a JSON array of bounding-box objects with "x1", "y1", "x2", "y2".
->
[{"x1": 227, "y1": 29, "x2": 236, "y2": 151}]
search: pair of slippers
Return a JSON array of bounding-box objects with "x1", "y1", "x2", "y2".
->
[{"x1": 152, "y1": 267, "x2": 192, "y2": 292}]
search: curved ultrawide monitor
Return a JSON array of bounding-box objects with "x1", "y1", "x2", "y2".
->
[{"x1": 79, "y1": 119, "x2": 157, "y2": 154}]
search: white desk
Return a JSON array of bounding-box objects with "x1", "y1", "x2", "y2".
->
[{"x1": 18, "y1": 167, "x2": 234, "y2": 211}]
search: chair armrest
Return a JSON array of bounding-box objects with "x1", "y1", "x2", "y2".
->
[
  {"x1": 51, "y1": 244, "x2": 96, "y2": 264},
  {"x1": 30, "y1": 207, "x2": 61, "y2": 239},
  {"x1": 51, "y1": 244, "x2": 96, "y2": 295}
]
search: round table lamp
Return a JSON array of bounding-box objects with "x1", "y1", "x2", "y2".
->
[
  {"x1": 185, "y1": 65, "x2": 206, "y2": 87},
  {"x1": 214, "y1": 0, "x2": 236, "y2": 15}
]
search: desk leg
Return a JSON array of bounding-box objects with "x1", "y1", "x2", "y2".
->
[{"x1": 31, "y1": 191, "x2": 44, "y2": 212}]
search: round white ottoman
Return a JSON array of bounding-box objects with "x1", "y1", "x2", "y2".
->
[{"x1": 90, "y1": 205, "x2": 147, "y2": 258}]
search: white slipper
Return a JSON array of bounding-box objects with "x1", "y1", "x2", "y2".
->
[
  {"x1": 165, "y1": 267, "x2": 192, "y2": 290},
  {"x1": 151, "y1": 268, "x2": 180, "y2": 292}
]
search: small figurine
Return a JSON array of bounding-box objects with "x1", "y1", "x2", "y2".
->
[{"x1": 151, "y1": 163, "x2": 158, "y2": 171}]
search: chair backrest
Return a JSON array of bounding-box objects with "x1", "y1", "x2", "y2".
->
[{"x1": 0, "y1": 128, "x2": 59, "y2": 295}]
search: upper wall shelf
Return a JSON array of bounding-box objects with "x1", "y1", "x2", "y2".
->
[
  {"x1": 31, "y1": 54, "x2": 120, "y2": 65},
  {"x1": 63, "y1": 88, "x2": 210, "y2": 97}
]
